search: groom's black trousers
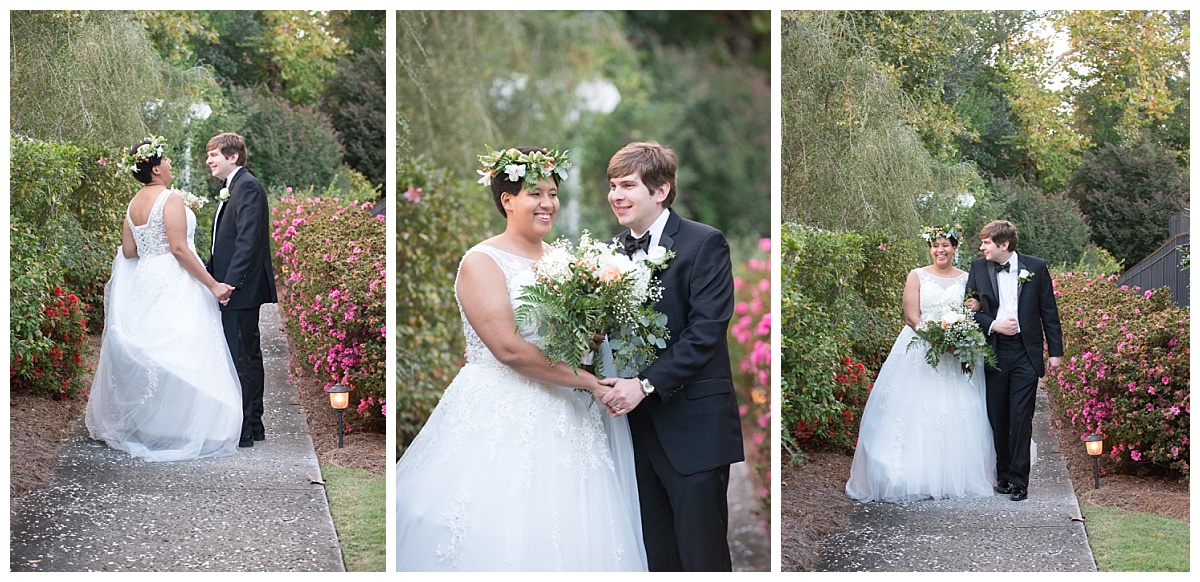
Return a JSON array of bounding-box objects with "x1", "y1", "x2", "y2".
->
[
  {"x1": 222, "y1": 307, "x2": 265, "y2": 439},
  {"x1": 632, "y1": 416, "x2": 732, "y2": 572},
  {"x1": 986, "y1": 334, "x2": 1039, "y2": 490}
]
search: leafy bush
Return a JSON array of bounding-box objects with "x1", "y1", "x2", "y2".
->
[
  {"x1": 272, "y1": 195, "x2": 385, "y2": 433},
  {"x1": 993, "y1": 178, "x2": 1091, "y2": 266},
  {"x1": 222, "y1": 86, "x2": 344, "y2": 193},
  {"x1": 323, "y1": 47, "x2": 385, "y2": 189},
  {"x1": 728, "y1": 237, "x2": 771, "y2": 520},
  {"x1": 1070, "y1": 243, "x2": 1125, "y2": 276},
  {"x1": 1069, "y1": 136, "x2": 1189, "y2": 268},
  {"x1": 780, "y1": 224, "x2": 920, "y2": 457},
  {"x1": 395, "y1": 157, "x2": 499, "y2": 452},
  {"x1": 9, "y1": 225, "x2": 91, "y2": 399},
  {"x1": 1046, "y1": 271, "x2": 1189, "y2": 476}
]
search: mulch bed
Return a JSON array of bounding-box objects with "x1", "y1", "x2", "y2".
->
[
  {"x1": 779, "y1": 408, "x2": 1190, "y2": 572},
  {"x1": 9, "y1": 332, "x2": 385, "y2": 513}
]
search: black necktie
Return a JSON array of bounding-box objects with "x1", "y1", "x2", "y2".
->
[
  {"x1": 624, "y1": 232, "x2": 651, "y2": 255},
  {"x1": 994, "y1": 261, "x2": 1010, "y2": 273}
]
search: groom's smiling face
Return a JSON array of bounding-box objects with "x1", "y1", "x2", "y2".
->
[
  {"x1": 206, "y1": 149, "x2": 239, "y2": 181},
  {"x1": 608, "y1": 173, "x2": 669, "y2": 235}
]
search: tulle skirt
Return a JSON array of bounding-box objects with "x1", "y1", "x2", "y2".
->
[
  {"x1": 395, "y1": 362, "x2": 647, "y2": 571},
  {"x1": 85, "y1": 250, "x2": 242, "y2": 462},
  {"x1": 846, "y1": 326, "x2": 997, "y2": 502}
]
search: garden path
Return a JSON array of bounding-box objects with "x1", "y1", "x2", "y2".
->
[
  {"x1": 9, "y1": 305, "x2": 345, "y2": 572},
  {"x1": 814, "y1": 387, "x2": 1098, "y2": 572}
]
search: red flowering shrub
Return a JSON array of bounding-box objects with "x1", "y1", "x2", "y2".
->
[
  {"x1": 1047, "y1": 272, "x2": 1189, "y2": 475},
  {"x1": 272, "y1": 195, "x2": 385, "y2": 433},
  {"x1": 729, "y1": 238, "x2": 771, "y2": 520},
  {"x1": 790, "y1": 355, "x2": 873, "y2": 452},
  {"x1": 9, "y1": 276, "x2": 90, "y2": 400}
]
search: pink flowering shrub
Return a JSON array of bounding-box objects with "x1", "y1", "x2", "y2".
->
[
  {"x1": 272, "y1": 195, "x2": 385, "y2": 433},
  {"x1": 729, "y1": 238, "x2": 771, "y2": 520},
  {"x1": 1046, "y1": 272, "x2": 1189, "y2": 476}
]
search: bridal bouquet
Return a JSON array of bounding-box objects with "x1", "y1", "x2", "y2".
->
[
  {"x1": 514, "y1": 231, "x2": 672, "y2": 377},
  {"x1": 906, "y1": 303, "x2": 997, "y2": 376}
]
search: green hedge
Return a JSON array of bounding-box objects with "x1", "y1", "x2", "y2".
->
[
  {"x1": 395, "y1": 157, "x2": 499, "y2": 452},
  {"x1": 780, "y1": 224, "x2": 922, "y2": 457},
  {"x1": 9, "y1": 135, "x2": 133, "y2": 398}
]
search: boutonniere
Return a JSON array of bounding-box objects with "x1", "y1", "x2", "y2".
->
[
  {"x1": 1018, "y1": 269, "x2": 1034, "y2": 286},
  {"x1": 218, "y1": 187, "x2": 230, "y2": 202},
  {"x1": 644, "y1": 245, "x2": 675, "y2": 271}
]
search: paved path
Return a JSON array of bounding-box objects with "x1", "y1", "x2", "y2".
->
[
  {"x1": 9, "y1": 305, "x2": 344, "y2": 572},
  {"x1": 728, "y1": 459, "x2": 770, "y2": 571},
  {"x1": 815, "y1": 387, "x2": 1097, "y2": 572}
]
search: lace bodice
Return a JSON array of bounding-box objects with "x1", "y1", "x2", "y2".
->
[
  {"x1": 914, "y1": 268, "x2": 968, "y2": 321},
  {"x1": 457, "y1": 244, "x2": 542, "y2": 368},
  {"x1": 126, "y1": 189, "x2": 196, "y2": 258}
]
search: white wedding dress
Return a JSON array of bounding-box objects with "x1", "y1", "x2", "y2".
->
[
  {"x1": 845, "y1": 268, "x2": 997, "y2": 502},
  {"x1": 85, "y1": 189, "x2": 243, "y2": 462},
  {"x1": 395, "y1": 244, "x2": 647, "y2": 572}
]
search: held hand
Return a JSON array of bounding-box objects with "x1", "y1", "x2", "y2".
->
[
  {"x1": 598, "y1": 377, "x2": 646, "y2": 418},
  {"x1": 210, "y1": 283, "x2": 234, "y2": 304},
  {"x1": 964, "y1": 298, "x2": 981, "y2": 312},
  {"x1": 1047, "y1": 356, "x2": 1062, "y2": 372},
  {"x1": 586, "y1": 329, "x2": 605, "y2": 352},
  {"x1": 992, "y1": 318, "x2": 1019, "y2": 336}
]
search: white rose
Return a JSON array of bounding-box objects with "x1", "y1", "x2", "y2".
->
[
  {"x1": 941, "y1": 311, "x2": 965, "y2": 327},
  {"x1": 646, "y1": 245, "x2": 668, "y2": 266},
  {"x1": 536, "y1": 247, "x2": 572, "y2": 282},
  {"x1": 219, "y1": 187, "x2": 230, "y2": 202}
]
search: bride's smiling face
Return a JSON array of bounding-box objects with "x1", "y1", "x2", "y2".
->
[
  {"x1": 929, "y1": 236, "x2": 956, "y2": 267},
  {"x1": 503, "y1": 179, "x2": 558, "y2": 238}
]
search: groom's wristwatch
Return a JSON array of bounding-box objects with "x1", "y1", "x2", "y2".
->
[{"x1": 638, "y1": 376, "x2": 656, "y2": 396}]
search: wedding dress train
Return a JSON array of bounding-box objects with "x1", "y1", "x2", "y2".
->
[
  {"x1": 395, "y1": 244, "x2": 647, "y2": 571},
  {"x1": 85, "y1": 189, "x2": 242, "y2": 462}
]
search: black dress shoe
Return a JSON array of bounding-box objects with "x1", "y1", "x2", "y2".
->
[
  {"x1": 994, "y1": 481, "x2": 1013, "y2": 494},
  {"x1": 252, "y1": 431, "x2": 265, "y2": 442},
  {"x1": 1010, "y1": 487, "x2": 1028, "y2": 501},
  {"x1": 239, "y1": 436, "x2": 254, "y2": 448}
]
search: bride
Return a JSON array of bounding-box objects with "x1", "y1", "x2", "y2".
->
[
  {"x1": 394, "y1": 146, "x2": 647, "y2": 571},
  {"x1": 845, "y1": 226, "x2": 996, "y2": 502},
  {"x1": 84, "y1": 137, "x2": 243, "y2": 462}
]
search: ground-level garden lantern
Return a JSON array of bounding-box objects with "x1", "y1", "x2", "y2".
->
[
  {"x1": 1084, "y1": 434, "x2": 1104, "y2": 490},
  {"x1": 329, "y1": 384, "x2": 350, "y2": 448}
]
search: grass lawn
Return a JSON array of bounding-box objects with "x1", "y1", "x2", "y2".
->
[
  {"x1": 1082, "y1": 503, "x2": 1190, "y2": 571},
  {"x1": 323, "y1": 466, "x2": 386, "y2": 572}
]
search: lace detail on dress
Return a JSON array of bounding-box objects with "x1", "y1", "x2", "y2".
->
[
  {"x1": 913, "y1": 268, "x2": 968, "y2": 321},
  {"x1": 456, "y1": 244, "x2": 541, "y2": 368},
  {"x1": 127, "y1": 189, "x2": 197, "y2": 258}
]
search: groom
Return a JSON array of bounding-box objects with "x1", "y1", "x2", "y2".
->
[
  {"x1": 206, "y1": 132, "x2": 278, "y2": 448},
  {"x1": 598, "y1": 142, "x2": 744, "y2": 571},
  {"x1": 965, "y1": 220, "x2": 1062, "y2": 501}
]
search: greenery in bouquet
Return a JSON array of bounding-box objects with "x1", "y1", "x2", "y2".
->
[
  {"x1": 906, "y1": 303, "x2": 996, "y2": 376},
  {"x1": 514, "y1": 231, "x2": 672, "y2": 377}
]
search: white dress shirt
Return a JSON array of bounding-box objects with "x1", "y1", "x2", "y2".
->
[
  {"x1": 629, "y1": 208, "x2": 671, "y2": 260},
  {"x1": 993, "y1": 252, "x2": 1021, "y2": 334},
  {"x1": 212, "y1": 166, "x2": 241, "y2": 255}
]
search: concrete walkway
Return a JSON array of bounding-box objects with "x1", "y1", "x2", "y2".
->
[
  {"x1": 9, "y1": 305, "x2": 345, "y2": 572},
  {"x1": 815, "y1": 387, "x2": 1097, "y2": 572}
]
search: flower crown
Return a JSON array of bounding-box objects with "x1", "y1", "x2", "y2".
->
[
  {"x1": 477, "y1": 146, "x2": 572, "y2": 192},
  {"x1": 117, "y1": 136, "x2": 167, "y2": 175},
  {"x1": 919, "y1": 223, "x2": 963, "y2": 245}
]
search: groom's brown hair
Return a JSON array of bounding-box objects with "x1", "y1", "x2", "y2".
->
[
  {"x1": 981, "y1": 219, "x2": 1019, "y2": 252},
  {"x1": 207, "y1": 132, "x2": 248, "y2": 167},
  {"x1": 607, "y1": 141, "x2": 677, "y2": 208}
]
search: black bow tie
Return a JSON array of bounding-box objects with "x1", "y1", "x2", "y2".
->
[
  {"x1": 994, "y1": 261, "x2": 1010, "y2": 273},
  {"x1": 624, "y1": 232, "x2": 651, "y2": 255}
]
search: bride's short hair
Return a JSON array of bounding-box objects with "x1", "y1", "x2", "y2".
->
[
  {"x1": 489, "y1": 146, "x2": 557, "y2": 219},
  {"x1": 129, "y1": 140, "x2": 164, "y2": 185},
  {"x1": 206, "y1": 132, "x2": 248, "y2": 166}
]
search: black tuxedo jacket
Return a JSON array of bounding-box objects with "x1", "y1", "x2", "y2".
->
[
  {"x1": 619, "y1": 211, "x2": 744, "y2": 476},
  {"x1": 208, "y1": 167, "x2": 277, "y2": 311},
  {"x1": 965, "y1": 253, "x2": 1063, "y2": 377}
]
